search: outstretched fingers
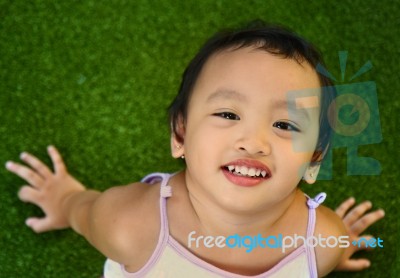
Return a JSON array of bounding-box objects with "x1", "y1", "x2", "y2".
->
[
  {"x1": 341, "y1": 200, "x2": 372, "y2": 227},
  {"x1": 19, "y1": 152, "x2": 52, "y2": 178},
  {"x1": 25, "y1": 217, "x2": 55, "y2": 233},
  {"x1": 336, "y1": 198, "x2": 385, "y2": 235},
  {"x1": 351, "y1": 210, "x2": 385, "y2": 235},
  {"x1": 6, "y1": 146, "x2": 77, "y2": 233},
  {"x1": 6, "y1": 161, "x2": 44, "y2": 188},
  {"x1": 47, "y1": 146, "x2": 67, "y2": 174},
  {"x1": 335, "y1": 197, "x2": 356, "y2": 218},
  {"x1": 336, "y1": 258, "x2": 371, "y2": 271},
  {"x1": 18, "y1": 185, "x2": 41, "y2": 204}
]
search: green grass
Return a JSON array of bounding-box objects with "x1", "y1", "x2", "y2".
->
[{"x1": 1, "y1": 0, "x2": 398, "y2": 277}]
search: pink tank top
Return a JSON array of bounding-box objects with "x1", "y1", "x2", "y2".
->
[{"x1": 103, "y1": 173, "x2": 326, "y2": 277}]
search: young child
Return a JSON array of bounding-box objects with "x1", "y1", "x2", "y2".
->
[{"x1": 6, "y1": 22, "x2": 384, "y2": 277}]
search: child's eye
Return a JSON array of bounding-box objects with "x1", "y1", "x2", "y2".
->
[
  {"x1": 213, "y1": 112, "x2": 240, "y2": 120},
  {"x1": 273, "y1": 121, "x2": 300, "y2": 132}
]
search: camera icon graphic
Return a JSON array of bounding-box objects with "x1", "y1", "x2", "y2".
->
[{"x1": 288, "y1": 51, "x2": 382, "y2": 180}]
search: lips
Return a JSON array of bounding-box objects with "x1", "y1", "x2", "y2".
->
[{"x1": 221, "y1": 159, "x2": 271, "y2": 187}]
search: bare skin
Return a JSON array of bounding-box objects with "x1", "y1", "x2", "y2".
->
[
  {"x1": 6, "y1": 146, "x2": 385, "y2": 276},
  {"x1": 5, "y1": 49, "x2": 385, "y2": 277}
]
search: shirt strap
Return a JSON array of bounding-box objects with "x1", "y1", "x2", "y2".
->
[{"x1": 305, "y1": 192, "x2": 327, "y2": 278}]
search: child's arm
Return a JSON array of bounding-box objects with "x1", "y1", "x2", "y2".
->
[
  {"x1": 334, "y1": 197, "x2": 385, "y2": 271},
  {"x1": 6, "y1": 146, "x2": 160, "y2": 267}
]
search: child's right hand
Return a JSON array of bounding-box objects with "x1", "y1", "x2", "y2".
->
[{"x1": 6, "y1": 146, "x2": 86, "y2": 233}]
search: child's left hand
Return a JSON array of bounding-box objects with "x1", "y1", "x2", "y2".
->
[{"x1": 334, "y1": 197, "x2": 385, "y2": 271}]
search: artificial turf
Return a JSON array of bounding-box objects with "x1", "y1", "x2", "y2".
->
[{"x1": 1, "y1": 0, "x2": 398, "y2": 277}]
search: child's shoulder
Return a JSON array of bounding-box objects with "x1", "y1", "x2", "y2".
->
[
  {"x1": 314, "y1": 204, "x2": 347, "y2": 276},
  {"x1": 89, "y1": 181, "x2": 162, "y2": 270}
]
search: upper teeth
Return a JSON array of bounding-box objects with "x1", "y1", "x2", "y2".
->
[{"x1": 227, "y1": 165, "x2": 267, "y2": 178}]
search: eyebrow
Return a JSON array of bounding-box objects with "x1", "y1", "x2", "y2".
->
[
  {"x1": 272, "y1": 99, "x2": 315, "y2": 121},
  {"x1": 206, "y1": 89, "x2": 248, "y2": 103},
  {"x1": 272, "y1": 96, "x2": 319, "y2": 109}
]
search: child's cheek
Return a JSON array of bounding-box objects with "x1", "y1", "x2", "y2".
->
[{"x1": 290, "y1": 130, "x2": 319, "y2": 157}]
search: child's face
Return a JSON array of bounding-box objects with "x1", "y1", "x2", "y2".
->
[{"x1": 176, "y1": 47, "x2": 321, "y2": 212}]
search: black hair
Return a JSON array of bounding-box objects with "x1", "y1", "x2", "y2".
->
[{"x1": 168, "y1": 21, "x2": 335, "y2": 164}]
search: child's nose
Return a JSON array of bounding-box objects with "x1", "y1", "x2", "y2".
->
[{"x1": 235, "y1": 126, "x2": 271, "y2": 156}]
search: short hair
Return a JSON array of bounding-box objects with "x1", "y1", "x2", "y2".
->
[{"x1": 168, "y1": 21, "x2": 335, "y2": 164}]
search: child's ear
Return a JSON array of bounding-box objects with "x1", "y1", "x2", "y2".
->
[
  {"x1": 171, "y1": 135, "x2": 185, "y2": 159},
  {"x1": 170, "y1": 116, "x2": 185, "y2": 159},
  {"x1": 303, "y1": 148, "x2": 326, "y2": 183},
  {"x1": 303, "y1": 163, "x2": 321, "y2": 184}
]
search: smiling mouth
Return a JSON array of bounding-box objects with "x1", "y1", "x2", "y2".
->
[{"x1": 223, "y1": 165, "x2": 270, "y2": 179}]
